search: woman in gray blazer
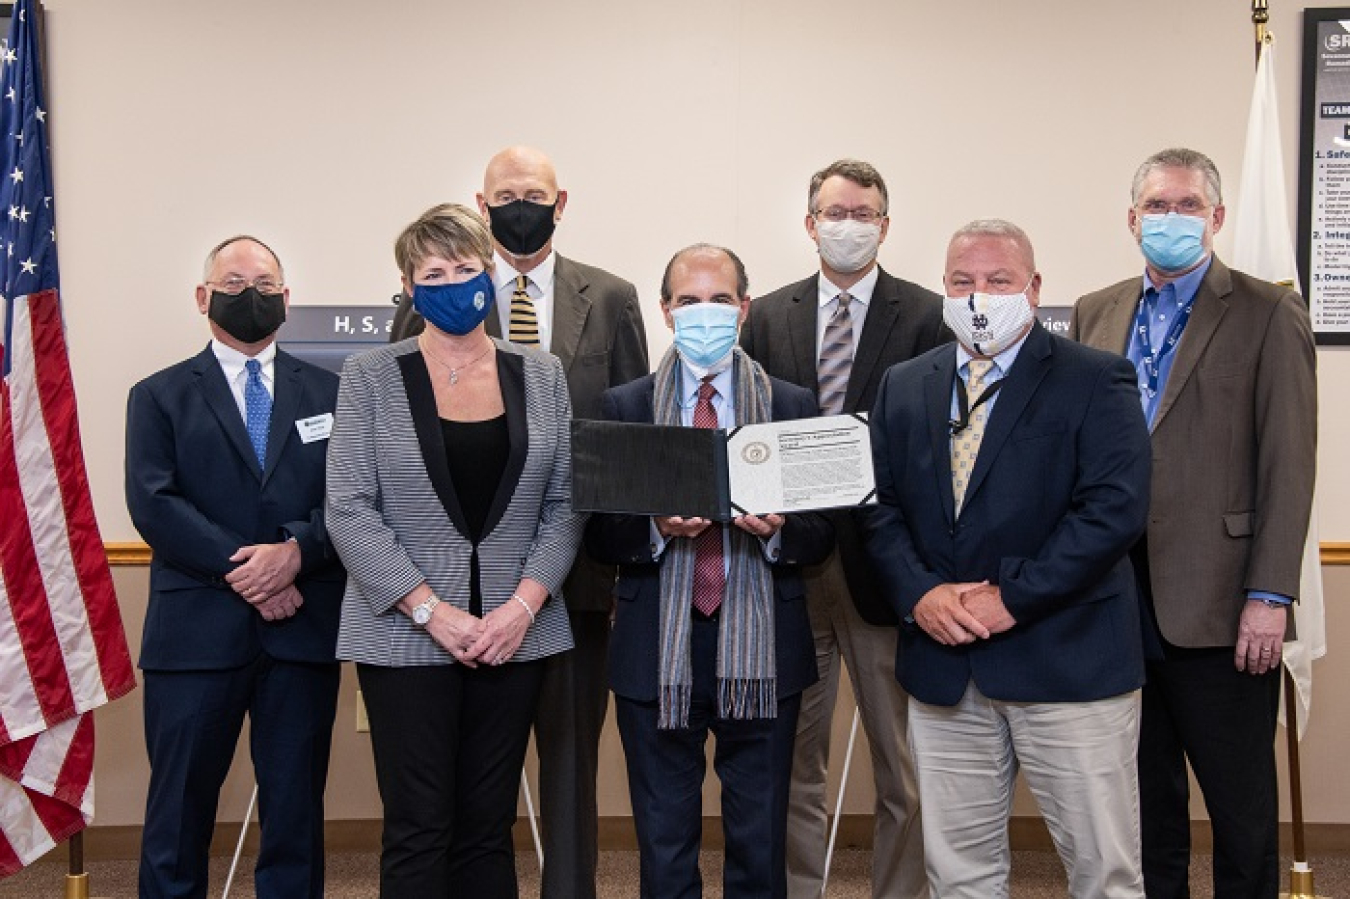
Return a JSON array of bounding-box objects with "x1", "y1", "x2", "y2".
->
[{"x1": 326, "y1": 203, "x2": 584, "y2": 898}]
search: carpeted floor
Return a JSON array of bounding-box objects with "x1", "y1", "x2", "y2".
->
[{"x1": 4, "y1": 849, "x2": 1350, "y2": 897}]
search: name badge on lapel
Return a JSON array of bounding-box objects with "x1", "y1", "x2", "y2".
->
[{"x1": 295, "y1": 413, "x2": 334, "y2": 443}]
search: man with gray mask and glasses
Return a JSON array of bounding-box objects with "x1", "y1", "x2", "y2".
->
[{"x1": 739, "y1": 158, "x2": 947, "y2": 899}]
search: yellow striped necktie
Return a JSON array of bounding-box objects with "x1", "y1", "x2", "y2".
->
[{"x1": 509, "y1": 274, "x2": 540, "y2": 346}]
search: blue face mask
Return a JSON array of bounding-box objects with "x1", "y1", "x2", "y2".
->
[
  {"x1": 412, "y1": 270, "x2": 495, "y2": 336},
  {"x1": 1139, "y1": 213, "x2": 1207, "y2": 273},
  {"x1": 670, "y1": 302, "x2": 740, "y2": 373}
]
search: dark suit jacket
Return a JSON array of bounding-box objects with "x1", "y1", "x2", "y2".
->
[
  {"x1": 739, "y1": 266, "x2": 949, "y2": 624},
  {"x1": 1072, "y1": 255, "x2": 1317, "y2": 647},
  {"x1": 126, "y1": 345, "x2": 344, "y2": 670},
  {"x1": 391, "y1": 253, "x2": 649, "y2": 612},
  {"x1": 585, "y1": 372, "x2": 834, "y2": 703},
  {"x1": 861, "y1": 323, "x2": 1151, "y2": 706}
]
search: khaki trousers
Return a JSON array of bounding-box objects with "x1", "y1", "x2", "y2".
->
[
  {"x1": 786, "y1": 549, "x2": 927, "y2": 899},
  {"x1": 909, "y1": 681, "x2": 1143, "y2": 899}
]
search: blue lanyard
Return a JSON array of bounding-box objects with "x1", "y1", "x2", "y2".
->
[{"x1": 1134, "y1": 286, "x2": 1196, "y2": 400}]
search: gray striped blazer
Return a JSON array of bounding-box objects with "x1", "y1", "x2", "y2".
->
[{"x1": 327, "y1": 337, "x2": 582, "y2": 666}]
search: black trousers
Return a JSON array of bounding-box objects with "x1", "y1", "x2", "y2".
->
[
  {"x1": 358, "y1": 660, "x2": 545, "y2": 899},
  {"x1": 1140, "y1": 647, "x2": 1281, "y2": 899},
  {"x1": 615, "y1": 616, "x2": 801, "y2": 899},
  {"x1": 534, "y1": 608, "x2": 611, "y2": 899},
  {"x1": 139, "y1": 656, "x2": 340, "y2": 899}
]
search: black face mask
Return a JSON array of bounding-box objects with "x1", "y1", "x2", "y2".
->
[
  {"x1": 487, "y1": 199, "x2": 558, "y2": 257},
  {"x1": 208, "y1": 287, "x2": 286, "y2": 344}
]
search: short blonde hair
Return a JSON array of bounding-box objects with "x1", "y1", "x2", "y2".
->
[{"x1": 394, "y1": 203, "x2": 494, "y2": 283}]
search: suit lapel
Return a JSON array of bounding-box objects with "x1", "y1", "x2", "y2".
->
[
  {"x1": 924, "y1": 349, "x2": 958, "y2": 529},
  {"x1": 962, "y1": 324, "x2": 1052, "y2": 512},
  {"x1": 846, "y1": 269, "x2": 898, "y2": 412},
  {"x1": 190, "y1": 346, "x2": 263, "y2": 478},
  {"x1": 261, "y1": 350, "x2": 302, "y2": 486},
  {"x1": 1150, "y1": 259, "x2": 1231, "y2": 433},
  {"x1": 548, "y1": 255, "x2": 590, "y2": 371},
  {"x1": 480, "y1": 350, "x2": 529, "y2": 537},
  {"x1": 1097, "y1": 280, "x2": 1140, "y2": 356},
  {"x1": 786, "y1": 275, "x2": 821, "y2": 395},
  {"x1": 398, "y1": 351, "x2": 471, "y2": 539}
]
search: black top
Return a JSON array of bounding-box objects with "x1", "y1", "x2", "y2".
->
[{"x1": 442, "y1": 414, "x2": 510, "y2": 616}]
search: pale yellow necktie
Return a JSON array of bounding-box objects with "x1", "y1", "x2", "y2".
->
[
  {"x1": 509, "y1": 274, "x2": 540, "y2": 346},
  {"x1": 951, "y1": 358, "x2": 995, "y2": 513}
]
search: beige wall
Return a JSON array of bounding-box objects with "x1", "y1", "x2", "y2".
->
[{"x1": 39, "y1": 0, "x2": 1348, "y2": 835}]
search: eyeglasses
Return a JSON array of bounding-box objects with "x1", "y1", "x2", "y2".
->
[
  {"x1": 1136, "y1": 198, "x2": 1209, "y2": 216},
  {"x1": 208, "y1": 276, "x2": 284, "y2": 295},
  {"x1": 814, "y1": 206, "x2": 885, "y2": 224}
]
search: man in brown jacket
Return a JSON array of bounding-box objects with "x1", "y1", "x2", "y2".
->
[{"x1": 1072, "y1": 147, "x2": 1316, "y2": 899}]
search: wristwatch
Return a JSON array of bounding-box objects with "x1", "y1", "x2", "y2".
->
[{"x1": 411, "y1": 594, "x2": 441, "y2": 626}]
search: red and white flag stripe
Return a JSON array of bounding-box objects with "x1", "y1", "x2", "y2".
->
[{"x1": 0, "y1": 290, "x2": 136, "y2": 877}]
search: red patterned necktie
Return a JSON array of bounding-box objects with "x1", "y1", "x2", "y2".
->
[{"x1": 691, "y1": 379, "x2": 724, "y2": 616}]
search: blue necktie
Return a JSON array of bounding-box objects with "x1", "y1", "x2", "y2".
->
[{"x1": 244, "y1": 359, "x2": 271, "y2": 468}]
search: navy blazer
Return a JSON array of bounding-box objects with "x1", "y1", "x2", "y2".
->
[
  {"x1": 126, "y1": 345, "x2": 344, "y2": 670},
  {"x1": 861, "y1": 323, "x2": 1151, "y2": 706},
  {"x1": 586, "y1": 371, "x2": 834, "y2": 704}
]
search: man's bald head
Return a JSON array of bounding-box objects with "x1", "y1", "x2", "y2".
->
[{"x1": 476, "y1": 145, "x2": 569, "y2": 270}]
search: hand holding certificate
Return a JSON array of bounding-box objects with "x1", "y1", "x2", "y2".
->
[{"x1": 571, "y1": 414, "x2": 876, "y2": 519}]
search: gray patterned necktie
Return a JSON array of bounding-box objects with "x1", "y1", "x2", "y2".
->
[{"x1": 817, "y1": 292, "x2": 853, "y2": 415}]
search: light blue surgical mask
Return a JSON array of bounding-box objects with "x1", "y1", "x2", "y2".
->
[
  {"x1": 1139, "y1": 213, "x2": 1207, "y2": 273},
  {"x1": 670, "y1": 302, "x2": 740, "y2": 377}
]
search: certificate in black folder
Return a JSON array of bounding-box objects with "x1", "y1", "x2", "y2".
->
[{"x1": 570, "y1": 414, "x2": 876, "y2": 520}]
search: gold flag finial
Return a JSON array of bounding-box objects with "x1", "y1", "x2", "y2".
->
[{"x1": 1253, "y1": 0, "x2": 1270, "y2": 62}]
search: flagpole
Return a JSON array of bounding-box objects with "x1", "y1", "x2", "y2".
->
[
  {"x1": 1254, "y1": 10, "x2": 1322, "y2": 897},
  {"x1": 64, "y1": 831, "x2": 88, "y2": 899}
]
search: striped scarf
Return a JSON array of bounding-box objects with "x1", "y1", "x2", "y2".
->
[{"x1": 654, "y1": 346, "x2": 777, "y2": 729}]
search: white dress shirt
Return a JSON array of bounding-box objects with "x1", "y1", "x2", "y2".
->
[
  {"x1": 815, "y1": 264, "x2": 879, "y2": 360},
  {"x1": 492, "y1": 250, "x2": 557, "y2": 350},
  {"x1": 211, "y1": 338, "x2": 276, "y2": 423}
]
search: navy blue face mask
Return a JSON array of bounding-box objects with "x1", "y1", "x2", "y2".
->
[{"x1": 412, "y1": 270, "x2": 496, "y2": 336}]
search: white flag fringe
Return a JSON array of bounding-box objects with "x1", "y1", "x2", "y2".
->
[{"x1": 1231, "y1": 37, "x2": 1327, "y2": 740}]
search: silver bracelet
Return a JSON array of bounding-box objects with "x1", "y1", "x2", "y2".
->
[{"x1": 513, "y1": 594, "x2": 536, "y2": 625}]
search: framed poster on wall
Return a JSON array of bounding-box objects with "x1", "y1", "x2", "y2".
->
[{"x1": 1298, "y1": 7, "x2": 1350, "y2": 344}]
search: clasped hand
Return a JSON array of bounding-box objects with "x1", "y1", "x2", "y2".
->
[
  {"x1": 912, "y1": 581, "x2": 1016, "y2": 646},
  {"x1": 425, "y1": 601, "x2": 533, "y2": 669},
  {"x1": 227, "y1": 541, "x2": 303, "y2": 620}
]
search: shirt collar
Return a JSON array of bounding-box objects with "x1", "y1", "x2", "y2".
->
[
  {"x1": 678, "y1": 359, "x2": 735, "y2": 407},
  {"x1": 818, "y1": 265, "x2": 879, "y2": 309},
  {"x1": 493, "y1": 249, "x2": 556, "y2": 294},
  {"x1": 1142, "y1": 255, "x2": 1212, "y2": 303},
  {"x1": 211, "y1": 337, "x2": 276, "y2": 381}
]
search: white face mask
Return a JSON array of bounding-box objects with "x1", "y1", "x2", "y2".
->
[
  {"x1": 815, "y1": 219, "x2": 882, "y2": 274},
  {"x1": 942, "y1": 286, "x2": 1035, "y2": 357}
]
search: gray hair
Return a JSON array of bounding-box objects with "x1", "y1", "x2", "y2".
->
[
  {"x1": 949, "y1": 219, "x2": 1036, "y2": 270},
  {"x1": 808, "y1": 159, "x2": 890, "y2": 216},
  {"x1": 659, "y1": 243, "x2": 749, "y2": 302},
  {"x1": 1131, "y1": 147, "x2": 1223, "y2": 207},
  {"x1": 202, "y1": 235, "x2": 284, "y2": 282}
]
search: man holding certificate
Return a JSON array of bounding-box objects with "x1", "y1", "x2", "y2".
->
[{"x1": 586, "y1": 244, "x2": 833, "y2": 899}]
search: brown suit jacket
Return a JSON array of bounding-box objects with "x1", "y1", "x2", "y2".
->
[
  {"x1": 1071, "y1": 255, "x2": 1316, "y2": 647},
  {"x1": 391, "y1": 253, "x2": 650, "y2": 611},
  {"x1": 739, "y1": 266, "x2": 949, "y2": 624}
]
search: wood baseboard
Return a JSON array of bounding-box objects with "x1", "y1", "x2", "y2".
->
[{"x1": 71, "y1": 817, "x2": 1350, "y2": 861}]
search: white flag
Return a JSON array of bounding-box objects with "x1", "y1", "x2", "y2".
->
[{"x1": 1231, "y1": 37, "x2": 1326, "y2": 740}]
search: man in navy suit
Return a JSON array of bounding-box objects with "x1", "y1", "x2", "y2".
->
[
  {"x1": 586, "y1": 245, "x2": 833, "y2": 899},
  {"x1": 862, "y1": 221, "x2": 1151, "y2": 898},
  {"x1": 126, "y1": 235, "x2": 344, "y2": 899}
]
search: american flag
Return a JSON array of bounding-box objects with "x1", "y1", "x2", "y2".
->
[{"x1": 0, "y1": 0, "x2": 136, "y2": 877}]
